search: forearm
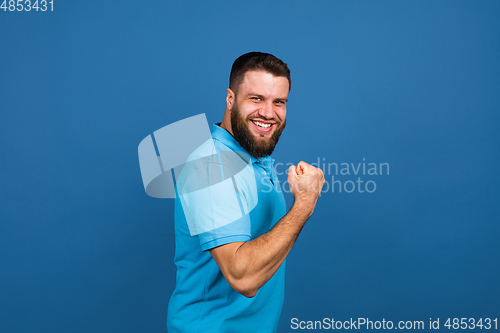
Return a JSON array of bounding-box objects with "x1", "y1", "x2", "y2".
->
[
  {"x1": 210, "y1": 161, "x2": 325, "y2": 297},
  {"x1": 229, "y1": 198, "x2": 315, "y2": 296}
]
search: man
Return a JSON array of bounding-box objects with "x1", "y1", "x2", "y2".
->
[{"x1": 167, "y1": 52, "x2": 325, "y2": 332}]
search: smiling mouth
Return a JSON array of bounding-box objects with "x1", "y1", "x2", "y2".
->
[
  {"x1": 250, "y1": 119, "x2": 274, "y2": 133},
  {"x1": 252, "y1": 120, "x2": 272, "y2": 128}
]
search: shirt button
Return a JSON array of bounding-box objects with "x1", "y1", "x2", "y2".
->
[{"x1": 263, "y1": 171, "x2": 267, "y2": 175}]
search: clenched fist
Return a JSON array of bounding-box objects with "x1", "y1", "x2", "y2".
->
[{"x1": 287, "y1": 161, "x2": 325, "y2": 207}]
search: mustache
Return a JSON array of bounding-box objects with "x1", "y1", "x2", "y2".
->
[{"x1": 247, "y1": 115, "x2": 282, "y2": 125}]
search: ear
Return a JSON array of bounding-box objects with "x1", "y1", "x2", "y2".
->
[{"x1": 226, "y1": 88, "x2": 235, "y2": 111}]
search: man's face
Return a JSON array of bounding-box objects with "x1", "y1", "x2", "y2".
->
[{"x1": 230, "y1": 70, "x2": 289, "y2": 159}]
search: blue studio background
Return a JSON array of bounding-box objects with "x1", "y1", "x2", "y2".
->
[{"x1": 1, "y1": 1, "x2": 499, "y2": 332}]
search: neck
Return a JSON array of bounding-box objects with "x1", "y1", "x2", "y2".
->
[{"x1": 220, "y1": 109, "x2": 233, "y2": 136}]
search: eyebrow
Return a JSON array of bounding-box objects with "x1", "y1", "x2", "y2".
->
[
  {"x1": 246, "y1": 93, "x2": 266, "y2": 99},
  {"x1": 246, "y1": 93, "x2": 288, "y2": 102}
]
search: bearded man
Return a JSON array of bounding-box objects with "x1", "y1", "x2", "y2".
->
[{"x1": 167, "y1": 52, "x2": 325, "y2": 333}]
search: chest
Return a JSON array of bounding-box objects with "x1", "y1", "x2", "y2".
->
[{"x1": 250, "y1": 165, "x2": 286, "y2": 237}]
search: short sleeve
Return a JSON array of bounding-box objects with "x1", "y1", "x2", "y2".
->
[{"x1": 176, "y1": 151, "x2": 257, "y2": 251}]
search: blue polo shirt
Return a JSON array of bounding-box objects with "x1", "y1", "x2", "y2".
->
[{"x1": 167, "y1": 123, "x2": 287, "y2": 333}]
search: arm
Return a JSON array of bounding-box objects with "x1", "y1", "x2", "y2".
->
[{"x1": 209, "y1": 161, "x2": 325, "y2": 298}]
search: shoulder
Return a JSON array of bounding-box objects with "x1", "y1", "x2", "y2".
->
[{"x1": 176, "y1": 138, "x2": 254, "y2": 195}]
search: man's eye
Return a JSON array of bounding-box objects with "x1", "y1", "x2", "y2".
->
[{"x1": 251, "y1": 97, "x2": 261, "y2": 101}]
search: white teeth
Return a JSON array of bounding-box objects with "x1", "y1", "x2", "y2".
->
[{"x1": 252, "y1": 120, "x2": 271, "y2": 128}]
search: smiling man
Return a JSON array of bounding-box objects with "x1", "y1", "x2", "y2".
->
[{"x1": 167, "y1": 52, "x2": 325, "y2": 333}]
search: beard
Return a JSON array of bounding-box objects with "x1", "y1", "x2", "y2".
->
[{"x1": 230, "y1": 104, "x2": 286, "y2": 159}]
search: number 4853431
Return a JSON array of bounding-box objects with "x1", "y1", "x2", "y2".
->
[{"x1": 1, "y1": 0, "x2": 54, "y2": 11}]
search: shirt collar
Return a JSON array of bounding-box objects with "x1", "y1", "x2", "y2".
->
[{"x1": 211, "y1": 123, "x2": 275, "y2": 166}]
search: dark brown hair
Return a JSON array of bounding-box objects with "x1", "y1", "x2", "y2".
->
[{"x1": 229, "y1": 52, "x2": 291, "y2": 93}]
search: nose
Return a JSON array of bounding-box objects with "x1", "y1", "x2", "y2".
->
[{"x1": 258, "y1": 100, "x2": 275, "y2": 120}]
